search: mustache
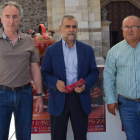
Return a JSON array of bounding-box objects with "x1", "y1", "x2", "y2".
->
[{"x1": 68, "y1": 32, "x2": 75, "y2": 35}]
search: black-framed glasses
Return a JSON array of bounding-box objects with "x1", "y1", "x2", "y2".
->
[{"x1": 122, "y1": 26, "x2": 140, "y2": 30}]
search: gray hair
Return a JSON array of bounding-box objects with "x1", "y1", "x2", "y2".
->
[
  {"x1": 122, "y1": 15, "x2": 140, "y2": 26},
  {"x1": 59, "y1": 15, "x2": 78, "y2": 28},
  {"x1": 0, "y1": 1, "x2": 23, "y2": 18}
]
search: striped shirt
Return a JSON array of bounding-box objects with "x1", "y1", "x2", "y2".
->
[{"x1": 103, "y1": 39, "x2": 140, "y2": 104}]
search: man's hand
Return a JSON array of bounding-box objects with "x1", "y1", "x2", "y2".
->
[
  {"x1": 107, "y1": 103, "x2": 119, "y2": 116},
  {"x1": 57, "y1": 80, "x2": 66, "y2": 92},
  {"x1": 35, "y1": 96, "x2": 44, "y2": 114},
  {"x1": 75, "y1": 84, "x2": 85, "y2": 93}
]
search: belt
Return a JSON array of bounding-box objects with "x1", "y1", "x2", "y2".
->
[
  {"x1": 119, "y1": 94, "x2": 140, "y2": 102},
  {"x1": 0, "y1": 82, "x2": 31, "y2": 91}
]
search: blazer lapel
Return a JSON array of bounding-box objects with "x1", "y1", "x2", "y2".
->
[
  {"x1": 76, "y1": 41, "x2": 84, "y2": 79},
  {"x1": 55, "y1": 40, "x2": 66, "y2": 79}
]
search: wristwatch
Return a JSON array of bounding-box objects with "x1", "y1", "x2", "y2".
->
[{"x1": 36, "y1": 93, "x2": 45, "y2": 97}]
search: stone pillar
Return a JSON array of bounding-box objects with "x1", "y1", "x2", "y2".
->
[
  {"x1": 46, "y1": 0, "x2": 104, "y2": 65},
  {"x1": 88, "y1": 0, "x2": 104, "y2": 65},
  {"x1": 101, "y1": 21, "x2": 111, "y2": 59},
  {"x1": 47, "y1": 0, "x2": 65, "y2": 41},
  {"x1": 65, "y1": 0, "x2": 90, "y2": 45},
  {"x1": 46, "y1": 0, "x2": 53, "y2": 30}
]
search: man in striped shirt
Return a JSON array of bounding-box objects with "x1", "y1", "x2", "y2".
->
[{"x1": 104, "y1": 15, "x2": 140, "y2": 140}]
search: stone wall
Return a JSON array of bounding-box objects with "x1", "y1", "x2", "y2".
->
[
  {"x1": 65, "y1": 0, "x2": 89, "y2": 45},
  {"x1": 0, "y1": 0, "x2": 47, "y2": 33},
  {"x1": 88, "y1": 0, "x2": 102, "y2": 58},
  {"x1": 46, "y1": 0, "x2": 104, "y2": 64}
]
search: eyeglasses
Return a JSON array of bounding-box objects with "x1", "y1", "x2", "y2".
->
[{"x1": 122, "y1": 26, "x2": 140, "y2": 30}]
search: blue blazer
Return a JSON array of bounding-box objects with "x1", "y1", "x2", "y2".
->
[{"x1": 41, "y1": 39, "x2": 99, "y2": 116}]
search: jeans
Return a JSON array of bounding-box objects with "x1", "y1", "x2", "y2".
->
[
  {"x1": 118, "y1": 95, "x2": 140, "y2": 140},
  {"x1": 0, "y1": 86, "x2": 33, "y2": 140}
]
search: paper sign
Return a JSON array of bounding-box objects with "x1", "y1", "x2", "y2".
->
[{"x1": 65, "y1": 78, "x2": 86, "y2": 93}]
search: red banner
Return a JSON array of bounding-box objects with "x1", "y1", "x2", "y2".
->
[
  {"x1": 88, "y1": 67, "x2": 106, "y2": 132},
  {"x1": 31, "y1": 79, "x2": 50, "y2": 134},
  {"x1": 32, "y1": 120, "x2": 51, "y2": 133},
  {"x1": 31, "y1": 67, "x2": 106, "y2": 133}
]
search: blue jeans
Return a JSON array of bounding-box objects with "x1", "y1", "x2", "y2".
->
[
  {"x1": 0, "y1": 86, "x2": 33, "y2": 140},
  {"x1": 118, "y1": 95, "x2": 140, "y2": 140}
]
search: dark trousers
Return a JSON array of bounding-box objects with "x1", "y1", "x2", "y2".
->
[{"x1": 50, "y1": 92, "x2": 88, "y2": 140}]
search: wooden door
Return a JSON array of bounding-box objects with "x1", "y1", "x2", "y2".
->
[{"x1": 105, "y1": 1, "x2": 140, "y2": 47}]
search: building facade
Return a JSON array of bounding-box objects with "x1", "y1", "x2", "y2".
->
[{"x1": 1, "y1": 0, "x2": 140, "y2": 64}]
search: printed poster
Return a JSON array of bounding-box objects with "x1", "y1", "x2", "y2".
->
[
  {"x1": 88, "y1": 67, "x2": 106, "y2": 132},
  {"x1": 31, "y1": 41, "x2": 53, "y2": 133},
  {"x1": 31, "y1": 82, "x2": 50, "y2": 133},
  {"x1": 31, "y1": 67, "x2": 106, "y2": 133}
]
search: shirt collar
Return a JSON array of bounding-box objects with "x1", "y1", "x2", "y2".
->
[
  {"x1": 62, "y1": 39, "x2": 76, "y2": 49},
  {"x1": 2, "y1": 29, "x2": 21, "y2": 40},
  {"x1": 124, "y1": 39, "x2": 140, "y2": 49}
]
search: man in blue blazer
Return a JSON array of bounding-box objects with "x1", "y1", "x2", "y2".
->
[{"x1": 41, "y1": 15, "x2": 99, "y2": 140}]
